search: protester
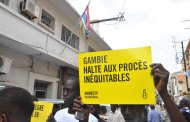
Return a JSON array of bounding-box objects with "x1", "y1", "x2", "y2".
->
[
  {"x1": 182, "y1": 92, "x2": 190, "y2": 101},
  {"x1": 149, "y1": 63, "x2": 186, "y2": 122},
  {"x1": 179, "y1": 98, "x2": 190, "y2": 121},
  {"x1": 0, "y1": 87, "x2": 34, "y2": 122},
  {"x1": 147, "y1": 105, "x2": 162, "y2": 122},
  {"x1": 107, "y1": 104, "x2": 125, "y2": 122},
  {"x1": 155, "y1": 102, "x2": 161, "y2": 112},
  {"x1": 54, "y1": 76, "x2": 98, "y2": 122},
  {"x1": 160, "y1": 104, "x2": 170, "y2": 122},
  {"x1": 119, "y1": 104, "x2": 147, "y2": 122},
  {"x1": 119, "y1": 63, "x2": 186, "y2": 122},
  {"x1": 47, "y1": 114, "x2": 57, "y2": 122},
  {"x1": 88, "y1": 104, "x2": 106, "y2": 122},
  {"x1": 72, "y1": 63, "x2": 187, "y2": 122}
]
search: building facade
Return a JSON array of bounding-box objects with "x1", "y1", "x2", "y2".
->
[
  {"x1": 168, "y1": 72, "x2": 184, "y2": 104},
  {"x1": 168, "y1": 40, "x2": 190, "y2": 104},
  {"x1": 0, "y1": 0, "x2": 111, "y2": 99}
]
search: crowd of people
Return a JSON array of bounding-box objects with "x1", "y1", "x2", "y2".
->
[{"x1": 0, "y1": 63, "x2": 190, "y2": 122}]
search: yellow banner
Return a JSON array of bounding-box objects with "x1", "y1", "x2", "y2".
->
[
  {"x1": 79, "y1": 46, "x2": 156, "y2": 104},
  {"x1": 31, "y1": 101, "x2": 53, "y2": 122}
]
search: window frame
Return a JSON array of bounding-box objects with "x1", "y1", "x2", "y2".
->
[
  {"x1": 61, "y1": 24, "x2": 79, "y2": 50},
  {"x1": 34, "y1": 80, "x2": 49, "y2": 98},
  {"x1": 39, "y1": 8, "x2": 55, "y2": 33}
]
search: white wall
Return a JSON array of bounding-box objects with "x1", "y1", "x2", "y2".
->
[
  {"x1": 86, "y1": 38, "x2": 103, "y2": 51},
  {"x1": 6, "y1": 0, "x2": 98, "y2": 53},
  {"x1": 0, "y1": 4, "x2": 79, "y2": 67},
  {"x1": 36, "y1": 0, "x2": 87, "y2": 52},
  {"x1": 28, "y1": 72, "x2": 59, "y2": 98},
  {"x1": 0, "y1": 44, "x2": 59, "y2": 77},
  {"x1": 0, "y1": 44, "x2": 59, "y2": 97},
  {"x1": 0, "y1": 0, "x2": 111, "y2": 100},
  {"x1": 8, "y1": 0, "x2": 21, "y2": 12}
]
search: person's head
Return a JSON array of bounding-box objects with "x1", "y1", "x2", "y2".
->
[
  {"x1": 150, "y1": 105, "x2": 155, "y2": 110},
  {"x1": 63, "y1": 76, "x2": 79, "y2": 107},
  {"x1": 120, "y1": 105, "x2": 147, "y2": 122},
  {"x1": 110, "y1": 104, "x2": 118, "y2": 113},
  {"x1": 89, "y1": 104, "x2": 99, "y2": 114},
  {"x1": 160, "y1": 104, "x2": 165, "y2": 110},
  {"x1": 88, "y1": 104, "x2": 100, "y2": 119},
  {"x1": 179, "y1": 99, "x2": 190, "y2": 108},
  {"x1": 0, "y1": 87, "x2": 34, "y2": 122},
  {"x1": 31, "y1": 95, "x2": 38, "y2": 101}
]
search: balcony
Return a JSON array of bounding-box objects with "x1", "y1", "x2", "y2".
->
[{"x1": 0, "y1": 4, "x2": 78, "y2": 68}]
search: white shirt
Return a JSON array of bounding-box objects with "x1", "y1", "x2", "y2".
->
[
  {"x1": 107, "y1": 109, "x2": 125, "y2": 122},
  {"x1": 155, "y1": 104, "x2": 161, "y2": 112},
  {"x1": 54, "y1": 108, "x2": 98, "y2": 122}
]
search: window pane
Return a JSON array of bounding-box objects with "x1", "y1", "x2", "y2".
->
[
  {"x1": 41, "y1": 9, "x2": 55, "y2": 30},
  {"x1": 61, "y1": 25, "x2": 79, "y2": 50}
]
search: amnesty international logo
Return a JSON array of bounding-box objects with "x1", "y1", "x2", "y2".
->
[
  {"x1": 84, "y1": 91, "x2": 98, "y2": 98},
  {"x1": 142, "y1": 89, "x2": 148, "y2": 99}
]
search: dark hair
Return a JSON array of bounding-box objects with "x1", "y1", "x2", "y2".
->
[
  {"x1": 31, "y1": 95, "x2": 38, "y2": 101},
  {"x1": 179, "y1": 99, "x2": 190, "y2": 108},
  {"x1": 92, "y1": 104, "x2": 100, "y2": 110},
  {"x1": 150, "y1": 105, "x2": 155, "y2": 110},
  {"x1": 111, "y1": 104, "x2": 119, "y2": 113},
  {"x1": 0, "y1": 87, "x2": 34, "y2": 122}
]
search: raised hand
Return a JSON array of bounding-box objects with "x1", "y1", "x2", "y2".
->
[{"x1": 150, "y1": 63, "x2": 169, "y2": 94}]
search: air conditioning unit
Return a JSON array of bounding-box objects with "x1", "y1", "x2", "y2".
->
[
  {"x1": 0, "y1": 55, "x2": 12, "y2": 74},
  {"x1": 20, "y1": 0, "x2": 39, "y2": 18}
]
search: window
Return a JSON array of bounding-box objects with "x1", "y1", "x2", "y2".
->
[
  {"x1": 178, "y1": 81, "x2": 183, "y2": 84},
  {"x1": 88, "y1": 46, "x2": 95, "y2": 52},
  {"x1": 61, "y1": 25, "x2": 79, "y2": 50},
  {"x1": 40, "y1": 9, "x2": 55, "y2": 30},
  {"x1": 34, "y1": 80, "x2": 49, "y2": 98},
  {"x1": 0, "y1": 0, "x2": 9, "y2": 5}
]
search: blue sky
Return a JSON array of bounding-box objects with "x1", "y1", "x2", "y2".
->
[{"x1": 68, "y1": 0, "x2": 190, "y2": 73}]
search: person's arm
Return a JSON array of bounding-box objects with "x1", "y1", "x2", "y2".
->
[
  {"x1": 47, "y1": 114, "x2": 56, "y2": 122},
  {"x1": 150, "y1": 63, "x2": 186, "y2": 122}
]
